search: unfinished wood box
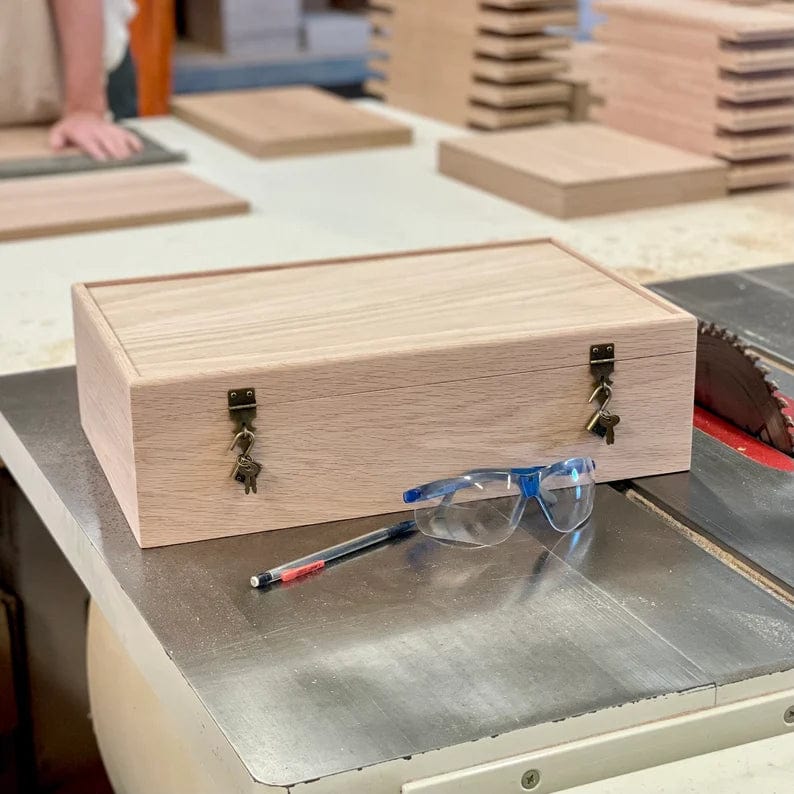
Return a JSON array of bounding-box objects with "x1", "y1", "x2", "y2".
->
[{"x1": 73, "y1": 240, "x2": 696, "y2": 548}]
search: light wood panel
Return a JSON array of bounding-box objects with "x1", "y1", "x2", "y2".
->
[
  {"x1": 472, "y1": 57, "x2": 569, "y2": 83},
  {"x1": 438, "y1": 123, "x2": 727, "y2": 218},
  {"x1": 467, "y1": 104, "x2": 569, "y2": 129},
  {"x1": 171, "y1": 85, "x2": 412, "y2": 157},
  {"x1": 73, "y1": 239, "x2": 696, "y2": 546},
  {"x1": 88, "y1": 241, "x2": 674, "y2": 378},
  {"x1": 369, "y1": 0, "x2": 578, "y2": 127},
  {"x1": 594, "y1": 0, "x2": 794, "y2": 40},
  {"x1": 593, "y1": 0, "x2": 794, "y2": 188},
  {"x1": 0, "y1": 168, "x2": 249, "y2": 242},
  {"x1": 475, "y1": 32, "x2": 571, "y2": 58},
  {"x1": 0, "y1": 126, "x2": 74, "y2": 160}
]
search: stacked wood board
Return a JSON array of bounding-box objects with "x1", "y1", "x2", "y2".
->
[
  {"x1": 438, "y1": 123, "x2": 728, "y2": 218},
  {"x1": 367, "y1": 0, "x2": 579, "y2": 129},
  {"x1": 592, "y1": 0, "x2": 794, "y2": 189},
  {"x1": 171, "y1": 86, "x2": 412, "y2": 157}
]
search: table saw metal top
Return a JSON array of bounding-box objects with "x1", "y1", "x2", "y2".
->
[{"x1": 1, "y1": 360, "x2": 794, "y2": 787}]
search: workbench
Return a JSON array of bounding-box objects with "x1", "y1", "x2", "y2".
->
[{"x1": 1, "y1": 103, "x2": 793, "y2": 793}]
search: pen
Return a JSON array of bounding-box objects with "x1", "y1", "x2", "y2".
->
[{"x1": 250, "y1": 519, "x2": 416, "y2": 588}]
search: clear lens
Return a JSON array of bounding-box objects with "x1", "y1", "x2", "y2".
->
[
  {"x1": 538, "y1": 458, "x2": 596, "y2": 532},
  {"x1": 414, "y1": 474, "x2": 521, "y2": 547}
]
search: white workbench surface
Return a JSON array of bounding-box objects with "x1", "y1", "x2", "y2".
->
[
  {"x1": 1, "y1": 101, "x2": 793, "y2": 376},
  {"x1": 1, "y1": 101, "x2": 793, "y2": 792}
]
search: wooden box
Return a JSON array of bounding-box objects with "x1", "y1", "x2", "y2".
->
[{"x1": 73, "y1": 240, "x2": 696, "y2": 548}]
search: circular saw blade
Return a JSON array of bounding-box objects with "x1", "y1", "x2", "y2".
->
[{"x1": 695, "y1": 321, "x2": 794, "y2": 455}]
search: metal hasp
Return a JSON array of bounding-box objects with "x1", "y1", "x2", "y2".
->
[
  {"x1": 587, "y1": 343, "x2": 620, "y2": 444},
  {"x1": 228, "y1": 388, "x2": 262, "y2": 494},
  {"x1": 228, "y1": 388, "x2": 257, "y2": 430},
  {"x1": 589, "y1": 343, "x2": 615, "y2": 385}
]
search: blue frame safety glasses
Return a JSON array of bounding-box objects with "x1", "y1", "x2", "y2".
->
[{"x1": 403, "y1": 457, "x2": 596, "y2": 547}]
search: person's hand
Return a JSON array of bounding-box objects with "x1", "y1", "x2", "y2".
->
[{"x1": 49, "y1": 112, "x2": 143, "y2": 161}]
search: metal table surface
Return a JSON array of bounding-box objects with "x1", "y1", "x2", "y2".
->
[
  {"x1": 652, "y1": 263, "x2": 794, "y2": 369},
  {"x1": 1, "y1": 368, "x2": 794, "y2": 788}
]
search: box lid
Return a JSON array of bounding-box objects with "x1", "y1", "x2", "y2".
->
[{"x1": 80, "y1": 239, "x2": 695, "y2": 403}]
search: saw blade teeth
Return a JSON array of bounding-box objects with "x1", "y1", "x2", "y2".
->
[
  {"x1": 776, "y1": 396, "x2": 788, "y2": 408},
  {"x1": 768, "y1": 380, "x2": 781, "y2": 393}
]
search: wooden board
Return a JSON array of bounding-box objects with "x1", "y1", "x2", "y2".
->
[
  {"x1": 438, "y1": 123, "x2": 727, "y2": 217},
  {"x1": 368, "y1": 0, "x2": 577, "y2": 127},
  {"x1": 727, "y1": 157, "x2": 794, "y2": 188},
  {"x1": 594, "y1": 21, "x2": 794, "y2": 72},
  {"x1": 594, "y1": 0, "x2": 794, "y2": 41},
  {"x1": 595, "y1": 99, "x2": 794, "y2": 161},
  {"x1": 470, "y1": 80, "x2": 572, "y2": 107},
  {"x1": 467, "y1": 103, "x2": 570, "y2": 129},
  {"x1": 472, "y1": 56, "x2": 569, "y2": 83},
  {"x1": 478, "y1": 8, "x2": 579, "y2": 34},
  {"x1": 73, "y1": 239, "x2": 696, "y2": 547},
  {"x1": 0, "y1": 168, "x2": 249, "y2": 242},
  {"x1": 171, "y1": 85, "x2": 412, "y2": 157},
  {"x1": 475, "y1": 32, "x2": 571, "y2": 58}
]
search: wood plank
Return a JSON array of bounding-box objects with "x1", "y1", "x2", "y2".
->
[
  {"x1": 467, "y1": 103, "x2": 569, "y2": 128},
  {"x1": 0, "y1": 126, "x2": 75, "y2": 161},
  {"x1": 438, "y1": 123, "x2": 727, "y2": 217},
  {"x1": 472, "y1": 56, "x2": 569, "y2": 83},
  {"x1": 728, "y1": 157, "x2": 794, "y2": 188},
  {"x1": 0, "y1": 168, "x2": 249, "y2": 242},
  {"x1": 594, "y1": 0, "x2": 794, "y2": 41},
  {"x1": 470, "y1": 80, "x2": 572, "y2": 107},
  {"x1": 475, "y1": 32, "x2": 571, "y2": 58},
  {"x1": 478, "y1": 8, "x2": 579, "y2": 34},
  {"x1": 594, "y1": 20, "x2": 794, "y2": 72},
  {"x1": 171, "y1": 85, "x2": 412, "y2": 157},
  {"x1": 597, "y1": 98, "x2": 794, "y2": 161}
]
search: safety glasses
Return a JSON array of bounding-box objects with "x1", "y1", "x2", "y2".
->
[{"x1": 402, "y1": 457, "x2": 596, "y2": 547}]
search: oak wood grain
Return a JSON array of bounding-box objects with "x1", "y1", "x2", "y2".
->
[
  {"x1": 368, "y1": 0, "x2": 577, "y2": 126},
  {"x1": 171, "y1": 86, "x2": 412, "y2": 158},
  {"x1": 593, "y1": 0, "x2": 794, "y2": 187},
  {"x1": 0, "y1": 126, "x2": 76, "y2": 161},
  {"x1": 438, "y1": 123, "x2": 727, "y2": 218},
  {"x1": 73, "y1": 285, "x2": 141, "y2": 542},
  {"x1": 594, "y1": 0, "x2": 794, "y2": 41},
  {"x1": 0, "y1": 167, "x2": 249, "y2": 241},
  {"x1": 74, "y1": 239, "x2": 697, "y2": 546}
]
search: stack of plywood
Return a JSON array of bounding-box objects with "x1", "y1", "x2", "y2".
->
[
  {"x1": 593, "y1": 0, "x2": 794, "y2": 189},
  {"x1": 367, "y1": 0, "x2": 579, "y2": 129}
]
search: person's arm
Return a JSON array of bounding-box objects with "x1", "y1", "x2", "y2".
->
[{"x1": 48, "y1": 0, "x2": 141, "y2": 160}]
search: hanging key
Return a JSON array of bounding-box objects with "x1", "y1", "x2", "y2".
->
[
  {"x1": 596, "y1": 411, "x2": 620, "y2": 445},
  {"x1": 232, "y1": 454, "x2": 262, "y2": 494}
]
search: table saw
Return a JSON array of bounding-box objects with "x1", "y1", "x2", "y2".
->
[{"x1": 0, "y1": 261, "x2": 793, "y2": 793}]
